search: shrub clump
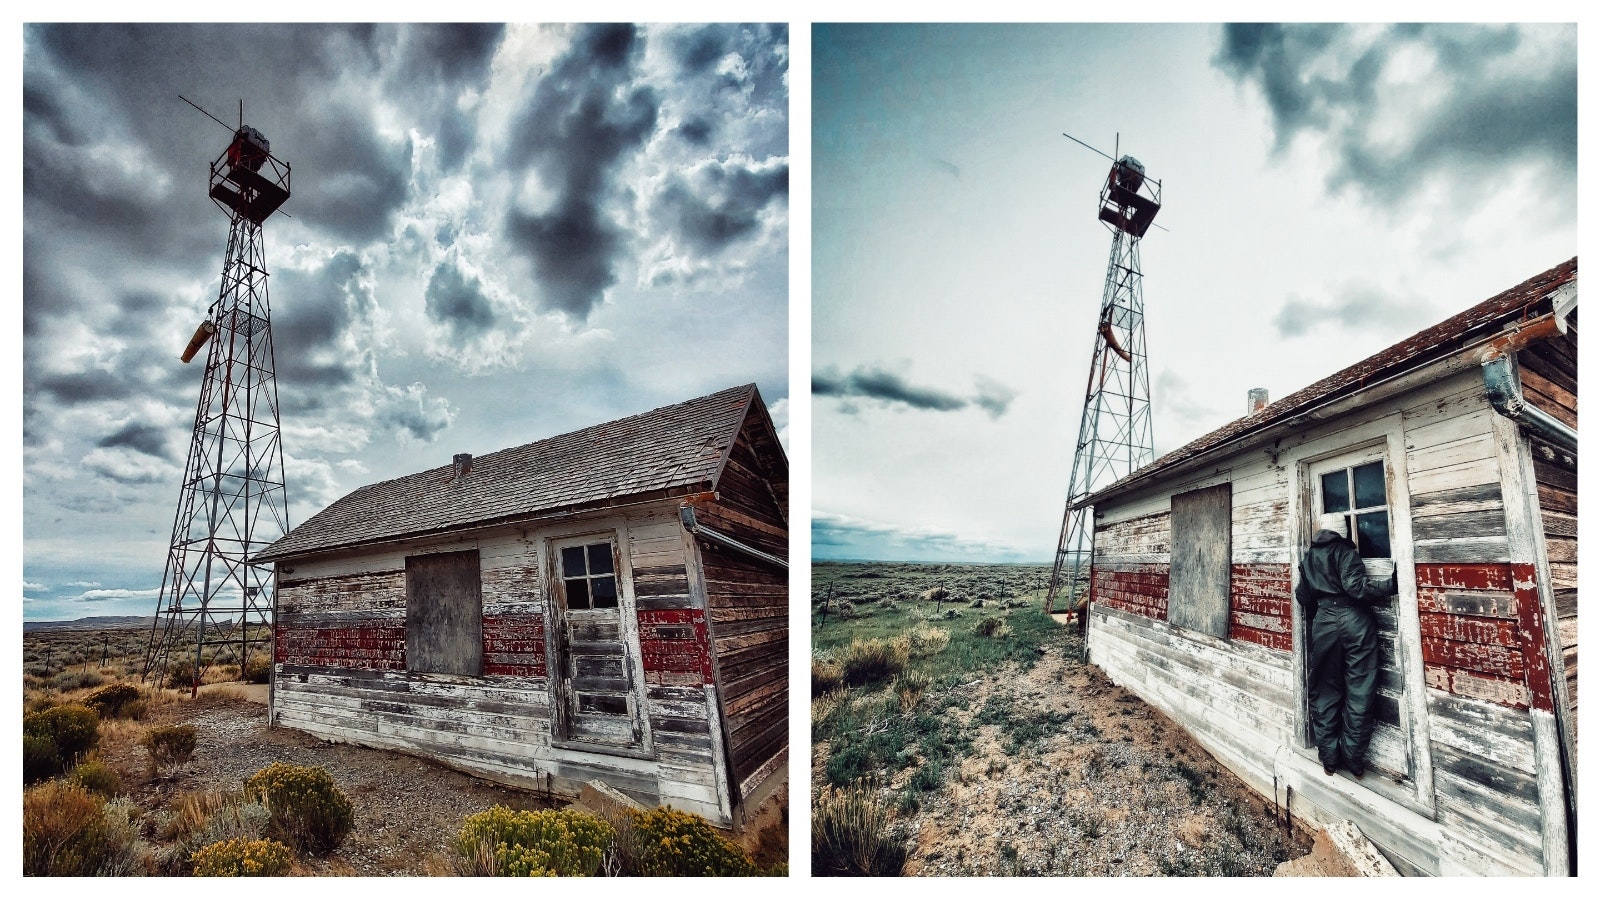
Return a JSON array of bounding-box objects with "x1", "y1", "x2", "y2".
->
[
  {"x1": 143, "y1": 724, "x2": 197, "y2": 774},
  {"x1": 455, "y1": 806, "x2": 613, "y2": 876},
  {"x1": 905, "y1": 623, "x2": 951, "y2": 657},
  {"x1": 151, "y1": 790, "x2": 270, "y2": 875},
  {"x1": 71, "y1": 757, "x2": 124, "y2": 797},
  {"x1": 22, "y1": 781, "x2": 143, "y2": 876},
  {"x1": 244, "y1": 763, "x2": 354, "y2": 855},
  {"x1": 50, "y1": 669, "x2": 107, "y2": 691},
  {"x1": 23, "y1": 703, "x2": 100, "y2": 782},
  {"x1": 242, "y1": 653, "x2": 273, "y2": 684},
  {"x1": 624, "y1": 807, "x2": 755, "y2": 876},
  {"x1": 812, "y1": 781, "x2": 907, "y2": 877},
  {"x1": 191, "y1": 837, "x2": 294, "y2": 877},
  {"x1": 838, "y1": 636, "x2": 909, "y2": 687},
  {"x1": 83, "y1": 682, "x2": 144, "y2": 719},
  {"x1": 973, "y1": 615, "x2": 1004, "y2": 637},
  {"x1": 811, "y1": 657, "x2": 843, "y2": 697}
]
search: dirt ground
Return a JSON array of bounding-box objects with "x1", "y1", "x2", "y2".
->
[
  {"x1": 818, "y1": 627, "x2": 1313, "y2": 876},
  {"x1": 99, "y1": 687, "x2": 785, "y2": 875}
]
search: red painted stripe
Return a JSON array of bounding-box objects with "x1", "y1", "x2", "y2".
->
[
  {"x1": 637, "y1": 608, "x2": 712, "y2": 683},
  {"x1": 276, "y1": 623, "x2": 406, "y2": 670},
  {"x1": 1510, "y1": 562, "x2": 1555, "y2": 713},
  {"x1": 1231, "y1": 624, "x2": 1293, "y2": 653},
  {"x1": 482, "y1": 613, "x2": 546, "y2": 677},
  {"x1": 1414, "y1": 563, "x2": 1513, "y2": 591},
  {"x1": 1421, "y1": 636, "x2": 1527, "y2": 679},
  {"x1": 1417, "y1": 611, "x2": 1520, "y2": 646}
]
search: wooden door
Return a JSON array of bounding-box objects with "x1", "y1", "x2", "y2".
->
[
  {"x1": 550, "y1": 534, "x2": 645, "y2": 750},
  {"x1": 1307, "y1": 449, "x2": 1415, "y2": 785}
]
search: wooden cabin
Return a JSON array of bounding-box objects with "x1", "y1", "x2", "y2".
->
[
  {"x1": 1080, "y1": 260, "x2": 1576, "y2": 875},
  {"x1": 254, "y1": 384, "x2": 788, "y2": 826}
]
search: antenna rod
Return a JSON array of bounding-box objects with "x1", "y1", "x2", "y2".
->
[
  {"x1": 180, "y1": 95, "x2": 232, "y2": 133},
  {"x1": 1061, "y1": 131, "x2": 1116, "y2": 163}
]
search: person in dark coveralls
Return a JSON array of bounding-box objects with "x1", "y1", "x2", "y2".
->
[{"x1": 1296, "y1": 513, "x2": 1397, "y2": 778}]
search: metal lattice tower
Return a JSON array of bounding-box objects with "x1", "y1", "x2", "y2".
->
[
  {"x1": 145, "y1": 120, "x2": 292, "y2": 694},
  {"x1": 1046, "y1": 149, "x2": 1161, "y2": 613}
]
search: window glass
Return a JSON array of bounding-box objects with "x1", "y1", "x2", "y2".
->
[
  {"x1": 561, "y1": 546, "x2": 587, "y2": 576},
  {"x1": 1321, "y1": 471, "x2": 1350, "y2": 513},
  {"x1": 1356, "y1": 512, "x2": 1391, "y2": 558},
  {"x1": 587, "y1": 543, "x2": 614, "y2": 575},
  {"x1": 592, "y1": 576, "x2": 618, "y2": 608},
  {"x1": 1352, "y1": 461, "x2": 1386, "y2": 509},
  {"x1": 565, "y1": 578, "x2": 591, "y2": 609}
]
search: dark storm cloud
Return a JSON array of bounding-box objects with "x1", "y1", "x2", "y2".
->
[
  {"x1": 97, "y1": 423, "x2": 170, "y2": 459},
  {"x1": 814, "y1": 366, "x2": 1016, "y2": 418},
  {"x1": 503, "y1": 24, "x2": 658, "y2": 319},
  {"x1": 424, "y1": 260, "x2": 497, "y2": 341},
  {"x1": 1215, "y1": 24, "x2": 1575, "y2": 204},
  {"x1": 1272, "y1": 285, "x2": 1432, "y2": 339},
  {"x1": 652, "y1": 158, "x2": 787, "y2": 255},
  {"x1": 270, "y1": 251, "x2": 373, "y2": 398},
  {"x1": 381, "y1": 24, "x2": 504, "y2": 172},
  {"x1": 373, "y1": 384, "x2": 454, "y2": 444}
]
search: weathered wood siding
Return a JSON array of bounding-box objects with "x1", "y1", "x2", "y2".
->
[
  {"x1": 1519, "y1": 319, "x2": 1576, "y2": 759},
  {"x1": 1088, "y1": 368, "x2": 1559, "y2": 875},
  {"x1": 273, "y1": 508, "x2": 731, "y2": 824},
  {"x1": 693, "y1": 415, "x2": 788, "y2": 805}
]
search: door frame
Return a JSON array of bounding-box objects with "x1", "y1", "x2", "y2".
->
[
  {"x1": 542, "y1": 517, "x2": 654, "y2": 758},
  {"x1": 1285, "y1": 412, "x2": 1435, "y2": 816}
]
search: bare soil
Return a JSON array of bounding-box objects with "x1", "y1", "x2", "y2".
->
[{"x1": 817, "y1": 630, "x2": 1313, "y2": 876}]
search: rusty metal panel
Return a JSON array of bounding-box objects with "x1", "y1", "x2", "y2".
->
[
  {"x1": 406, "y1": 549, "x2": 483, "y2": 676},
  {"x1": 1168, "y1": 483, "x2": 1232, "y2": 637}
]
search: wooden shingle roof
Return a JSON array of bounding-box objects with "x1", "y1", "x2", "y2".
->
[
  {"x1": 1085, "y1": 257, "x2": 1577, "y2": 505},
  {"x1": 256, "y1": 383, "x2": 766, "y2": 562}
]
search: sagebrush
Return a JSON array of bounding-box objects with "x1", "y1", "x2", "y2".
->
[{"x1": 244, "y1": 762, "x2": 354, "y2": 855}]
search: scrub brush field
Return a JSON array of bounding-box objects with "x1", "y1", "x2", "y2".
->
[{"x1": 810, "y1": 561, "x2": 1312, "y2": 876}]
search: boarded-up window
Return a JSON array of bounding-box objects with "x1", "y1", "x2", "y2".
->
[
  {"x1": 1168, "y1": 484, "x2": 1232, "y2": 637},
  {"x1": 406, "y1": 549, "x2": 483, "y2": 676}
]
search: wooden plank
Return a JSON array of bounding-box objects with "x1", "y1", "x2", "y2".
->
[
  {"x1": 1426, "y1": 690, "x2": 1536, "y2": 773},
  {"x1": 1167, "y1": 483, "x2": 1232, "y2": 638},
  {"x1": 1413, "y1": 537, "x2": 1511, "y2": 563}
]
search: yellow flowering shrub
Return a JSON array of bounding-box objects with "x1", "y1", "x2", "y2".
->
[
  {"x1": 627, "y1": 807, "x2": 755, "y2": 877},
  {"x1": 243, "y1": 762, "x2": 353, "y2": 855},
  {"x1": 455, "y1": 806, "x2": 614, "y2": 877},
  {"x1": 191, "y1": 838, "x2": 294, "y2": 876}
]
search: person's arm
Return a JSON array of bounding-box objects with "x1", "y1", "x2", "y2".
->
[{"x1": 1336, "y1": 544, "x2": 1395, "y2": 603}]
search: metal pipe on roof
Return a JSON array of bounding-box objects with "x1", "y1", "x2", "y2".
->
[
  {"x1": 679, "y1": 505, "x2": 787, "y2": 570},
  {"x1": 1482, "y1": 355, "x2": 1577, "y2": 452}
]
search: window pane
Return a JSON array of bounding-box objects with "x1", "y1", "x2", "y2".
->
[
  {"x1": 1353, "y1": 462, "x2": 1386, "y2": 509},
  {"x1": 591, "y1": 576, "x2": 618, "y2": 608},
  {"x1": 1321, "y1": 471, "x2": 1350, "y2": 513},
  {"x1": 561, "y1": 546, "x2": 587, "y2": 577},
  {"x1": 587, "y1": 542, "x2": 615, "y2": 575},
  {"x1": 565, "y1": 578, "x2": 591, "y2": 610},
  {"x1": 1356, "y1": 512, "x2": 1391, "y2": 558}
]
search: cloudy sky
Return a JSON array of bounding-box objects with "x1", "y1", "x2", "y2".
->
[
  {"x1": 21, "y1": 23, "x2": 789, "y2": 621},
  {"x1": 813, "y1": 23, "x2": 1576, "y2": 563}
]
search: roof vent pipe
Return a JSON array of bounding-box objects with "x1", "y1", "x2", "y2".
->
[
  {"x1": 452, "y1": 453, "x2": 473, "y2": 480},
  {"x1": 1247, "y1": 388, "x2": 1269, "y2": 415}
]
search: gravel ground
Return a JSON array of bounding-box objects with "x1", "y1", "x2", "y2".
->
[
  {"x1": 102, "y1": 689, "x2": 784, "y2": 875},
  {"x1": 821, "y1": 629, "x2": 1313, "y2": 876},
  {"x1": 106, "y1": 691, "x2": 553, "y2": 875}
]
